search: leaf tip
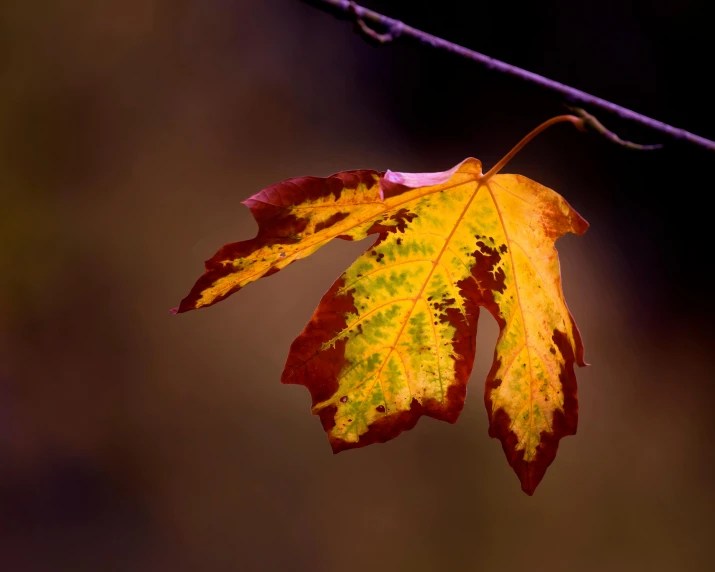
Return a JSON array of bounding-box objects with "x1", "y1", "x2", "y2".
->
[
  {"x1": 565, "y1": 204, "x2": 589, "y2": 236},
  {"x1": 521, "y1": 483, "x2": 537, "y2": 496}
]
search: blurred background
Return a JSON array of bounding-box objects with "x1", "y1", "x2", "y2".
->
[{"x1": 1, "y1": 1, "x2": 713, "y2": 570}]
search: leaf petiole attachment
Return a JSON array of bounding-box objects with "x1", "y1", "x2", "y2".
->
[{"x1": 479, "y1": 115, "x2": 584, "y2": 182}]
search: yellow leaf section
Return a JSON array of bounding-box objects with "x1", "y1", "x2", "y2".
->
[
  {"x1": 482, "y1": 174, "x2": 586, "y2": 465},
  {"x1": 302, "y1": 165, "x2": 585, "y2": 462},
  {"x1": 183, "y1": 173, "x2": 386, "y2": 312},
  {"x1": 178, "y1": 165, "x2": 487, "y2": 313},
  {"x1": 311, "y1": 164, "x2": 485, "y2": 443}
]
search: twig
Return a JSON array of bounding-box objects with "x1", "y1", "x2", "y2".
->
[
  {"x1": 567, "y1": 106, "x2": 663, "y2": 151},
  {"x1": 347, "y1": 1, "x2": 402, "y2": 44},
  {"x1": 303, "y1": 0, "x2": 715, "y2": 153}
]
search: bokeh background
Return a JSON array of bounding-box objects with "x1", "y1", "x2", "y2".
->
[{"x1": 1, "y1": 1, "x2": 714, "y2": 570}]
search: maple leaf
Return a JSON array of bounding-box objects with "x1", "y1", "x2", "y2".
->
[{"x1": 174, "y1": 119, "x2": 589, "y2": 495}]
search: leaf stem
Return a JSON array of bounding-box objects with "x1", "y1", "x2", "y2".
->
[{"x1": 479, "y1": 115, "x2": 584, "y2": 182}]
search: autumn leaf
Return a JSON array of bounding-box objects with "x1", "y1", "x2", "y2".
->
[{"x1": 174, "y1": 118, "x2": 589, "y2": 495}]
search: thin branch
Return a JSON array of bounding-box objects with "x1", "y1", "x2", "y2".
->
[
  {"x1": 304, "y1": 0, "x2": 715, "y2": 153},
  {"x1": 347, "y1": 1, "x2": 402, "y2": 44},
  {"x1": 567, "y1": 106, "x2": 663, "y2": 151}
]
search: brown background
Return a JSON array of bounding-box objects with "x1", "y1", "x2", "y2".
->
[{"x1": 1, "y1": 1, "x2": 713, "y2": 571}]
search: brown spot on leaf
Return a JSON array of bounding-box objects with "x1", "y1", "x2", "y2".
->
[
  {"x1": 432, "y1": 298, "x2": 456, "y2": 313},
  {"x1": 365, "y1": 208, "x2": 418, "y2": 238},
  {"x1": 471, "y1": 239, "x2": 507, "y2": 296},
  {"x1": 314, "y1": 211, "x2": 350, "y2": 233}
]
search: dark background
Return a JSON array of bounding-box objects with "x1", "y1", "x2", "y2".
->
[{"x1": 1, "y1": 1, "x2": 713, "y2": 570}]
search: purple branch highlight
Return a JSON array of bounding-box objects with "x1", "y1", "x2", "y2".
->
[{"x1": 304, "y1": 0, "x2": 715, "y2": 153}]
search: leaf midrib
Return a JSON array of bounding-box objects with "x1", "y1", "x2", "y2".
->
[
  {"x1": 485, "y1": 181, "x2": 536, "y2": 460},
  {"x1": 351, "y1": 180, "x2": 484, "y2": 416}
]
